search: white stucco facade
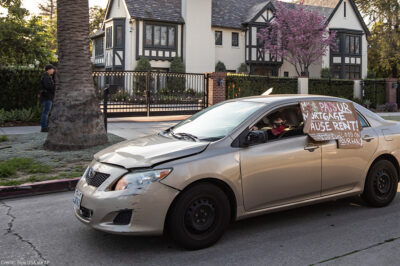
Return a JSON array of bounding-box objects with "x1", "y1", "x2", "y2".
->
[
  {"x1": 323, "y1": 0, "x2": 368, "y2": 79},
  {"x1": 182, "y1": 0, "x2": 215, "y2": 73},
  {"x1": 92, "y1": 0, "x2": 368, "y2": 79},
  {"x1": 214, "y1": 28, "x2": 246, "y2": 72}
]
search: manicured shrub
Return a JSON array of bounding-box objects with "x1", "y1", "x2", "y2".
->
[
  {"x1": 320, "y1": 68, "x2": 332, "y2": 78},
  {"x1": 226, "y1": 74, "x2": 297, "y2": 99},
  {"x1": 0, "y1": 68, "x2": 42, "y2": 111},
  {"x1": 237, "y1": 63, "x2": 248, "y2": 74},
  {"x1": 363, "y1": 79, "x2": 386, "y2": 108},
  {"x1": 215, "y1": 61, "x2": 227, "y2": 72},
  {"x1": 309, "y1": 78, "x2": 354, "y2": 99},
  {"x1": 167, "y1": 57, "x2": 186, "y2": 94}
]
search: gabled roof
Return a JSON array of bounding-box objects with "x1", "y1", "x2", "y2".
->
[
  {"x1": 107, "y1": 0, "x2": 367, "y2": 33},
  {"x1": 300, "y1": 0, "x2": 340, "y2": 8},
  {"x1": 90, "y1": 29, "x2": 104, "y2": 39},
  {"x1": 242, "y1": 0, "x2": 334, "y2": 25},
  {"x1": 124, "y1": 0, "x2": 184, "y2": 23}
]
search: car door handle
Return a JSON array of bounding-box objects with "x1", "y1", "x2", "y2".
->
[
  {"x1": 362, "y1": 135, "x2": 375, "y2": 142},
  {"x1": 304, "y1": 145, "x2": 320, "y2": 152}
]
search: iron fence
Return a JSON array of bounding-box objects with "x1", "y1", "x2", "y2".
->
[{"x1": 93, "y1": 71, "x2": 207, "y2": 118}]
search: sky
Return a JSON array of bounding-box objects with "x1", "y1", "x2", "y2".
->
[{"x1": 0, "y1": 0, "x2": 108, "y2": 16}]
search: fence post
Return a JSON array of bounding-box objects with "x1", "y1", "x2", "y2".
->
[
  {"x1": 298, "y1": 77, "x2": 309, "y2": 94},
  {"x1": 385, "y1": 78, "x2": 398, "y2": 104},
  {"x1": 207, "y1": 72, "x2": 226, "y2": 106},
  {"x1": 103, "y1": 87, "x2": 109, "y2": 132},
  {"x1": 146, "y1": 71, "x2": 151, "y2": 116},
  {"x1": 353, "y1": 80, "x2": 361, "y2": 100}
]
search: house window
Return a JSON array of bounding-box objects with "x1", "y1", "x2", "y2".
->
[
  {"x1": 154, "y1": 26, "x2": 161, "y2": 46},
  {"x1": 94, "y1": 38, "x2": 104, "y2": 56},
  {"x1": 284, "y1": 71, "x2": 289, "y2": 77},
  {"x1": 345, "y1": 35, "x2": 360, "y2": 55},
  {"x1": 145, "y1": 25, "x2": 152, "y2": 45},
  {"x1": 344, "y1": 2, "x2": 346, "y2": 17},
  {"x1": 215, "y1": 31, "x2": 222, "y2": 45},
  {"x1": 345, "y1": 65, "x2": 361, "y2": 79},
  {"x1": 106, "y1": 27, "x2": 112, "y2": 48},
  {"x1": 168, "y1": 27, "x2": 175, "y2": 47},
  {"x1": 232, "y1": 32, "x2": 239, "y2": 47},
  {"x1": 330, "y1": 31, "x2": 362, "y2": 79},
  {"x1": 144, "y1": 23, "x2": 177, "y2": 49},
  {"x1": 115, "y1": 25, "x2": 123, "y2": 47}
]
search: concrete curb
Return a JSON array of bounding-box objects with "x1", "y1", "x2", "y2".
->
[{"x1": 0, "y1": 178, "x2": 80, "y2": 200}]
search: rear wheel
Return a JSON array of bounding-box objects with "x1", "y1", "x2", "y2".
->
[
  {"x1": 362, "y1": 160, "x2": 398, "y2": 207},
  {"x1": 166, "y1": 183, "x2": 231, "y2": 250}
]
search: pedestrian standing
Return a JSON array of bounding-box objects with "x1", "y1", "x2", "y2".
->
[{"x1": 40, "y1": 64, "x2": 56, "y2": 132}]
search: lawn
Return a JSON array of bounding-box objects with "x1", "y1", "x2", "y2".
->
[{"x1": 0, "y1": 133, "x2": 125, "y2": 186}]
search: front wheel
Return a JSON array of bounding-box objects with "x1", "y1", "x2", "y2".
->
[
  {"x1": 166, "y1": 183, "x2": 231, "y2": 250},
  {"x1": 362, "y1": 160, "x2": 398, "y2": 207}
]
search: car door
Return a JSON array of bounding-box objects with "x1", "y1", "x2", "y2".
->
[
  {"x1": 240, "y1": 125, "x2": 322, "y2": 211},
  {"x1": 320, "y1": 112, "x2": 379, "y2": 196}
]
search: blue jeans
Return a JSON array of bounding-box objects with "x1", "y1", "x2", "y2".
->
[{"x1": 40, "y1": 100, "x2": 52, "y2": 129}]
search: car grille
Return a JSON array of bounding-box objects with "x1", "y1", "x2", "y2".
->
[{"x1": 85, "y1": 171, "x2": 110, "y2": 187}]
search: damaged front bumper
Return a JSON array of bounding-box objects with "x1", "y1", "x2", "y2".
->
[{"x1": 74, "y1": 161, "x2": 180, "y2": 235}]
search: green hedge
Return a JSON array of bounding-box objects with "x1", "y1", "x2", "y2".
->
[
  {"x1": 363, "y1": 79, "x2": 386, "y2": 107},
  {"x1": 309, "y1": 78, "x2": 354, "y2": 99},
  {"x1": 226, "y1": 74, "x2": 297, "y2": 99},
  {"x1": 0, "y1": 68, "x2": 42, "y2": 111}
]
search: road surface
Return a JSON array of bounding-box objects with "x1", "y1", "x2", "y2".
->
[{"x1": 1, "y1": 189, "x2": 400, "y2": 266}]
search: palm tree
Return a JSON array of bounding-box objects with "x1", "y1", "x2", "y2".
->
[{"x1": 44, "y1": 0, "x2": 107, "y2": 150}]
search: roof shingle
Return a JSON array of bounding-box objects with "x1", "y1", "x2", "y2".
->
[{"x1": 122, "y1": 0, "x2": 337, "y2": 29}]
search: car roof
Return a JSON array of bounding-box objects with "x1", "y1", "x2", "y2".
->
[
  {"x1": 229, "y1": 94, "x2": 392, "y2": 128},
  {"x1": 233, "y1": 94, "x2": 345, "y2": 104}
]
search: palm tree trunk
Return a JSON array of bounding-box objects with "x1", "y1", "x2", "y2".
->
[{"x1": 44, "y1": 0, "x2": 107, "y2": 150}]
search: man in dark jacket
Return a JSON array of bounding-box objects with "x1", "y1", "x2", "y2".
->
[{"x1": 40, "y1": 64, "x2": 56, "y2": 132}]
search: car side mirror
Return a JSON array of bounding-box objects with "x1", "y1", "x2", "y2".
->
[{"x1": 237, "y1": 129, "x2": 266, "y2": 147}]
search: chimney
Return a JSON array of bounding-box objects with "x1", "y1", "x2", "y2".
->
[{"x1": 181, "y1": 0, "x2": 215, "y2": 73}]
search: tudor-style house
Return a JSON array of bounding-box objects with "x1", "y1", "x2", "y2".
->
[{"x1": 91, "y1": 0, "x2": 369, "y2": 79}]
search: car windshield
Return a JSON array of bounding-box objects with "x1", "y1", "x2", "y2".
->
[{"x1": 168, "y1": 101, "x2": 265, "y2": 141}]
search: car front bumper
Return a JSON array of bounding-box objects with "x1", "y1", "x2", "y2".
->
[{"x1": 74, "y1": 161, "x2": 180, "y2": 235}]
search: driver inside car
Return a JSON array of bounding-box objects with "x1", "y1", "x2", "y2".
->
[{"x1": 266, "y1": 112, "x2": 287, "y2": 140}]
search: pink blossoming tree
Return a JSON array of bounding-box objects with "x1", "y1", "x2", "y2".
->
[{"x1": 257, "y1": 2, "x2": 337, "y2": 77}]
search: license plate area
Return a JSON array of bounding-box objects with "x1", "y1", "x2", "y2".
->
[{"x1": 73, "y1": 189, "x2": 83, "y2": 209}]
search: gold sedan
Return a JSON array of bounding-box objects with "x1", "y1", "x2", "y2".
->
[{"x1": 73, "y1": 95, "x2": 400, "y2": 250}]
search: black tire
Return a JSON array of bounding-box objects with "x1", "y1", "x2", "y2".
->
[
  {"x1": 166, "y1": 183, "x2": 231, "y2": 250},
  {"x1": 362, "y1": 160, "x2": 398, "y2": 207}
]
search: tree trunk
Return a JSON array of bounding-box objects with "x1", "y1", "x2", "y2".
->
[{"x1": 44, "y1": 0, "x2": 107, "y2": 150}]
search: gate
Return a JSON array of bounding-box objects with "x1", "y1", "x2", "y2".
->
[{"x1": 93, "y1": 71, "x2": 208, "y2": 118}]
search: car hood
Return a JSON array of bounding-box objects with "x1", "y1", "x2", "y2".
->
[{"x1": 94, "y1": 134, "x2": 209, "y2": 169}]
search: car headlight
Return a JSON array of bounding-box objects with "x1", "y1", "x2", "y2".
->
[{"x1": 114, "y1": 169, "x2": 172, "y2": 191}]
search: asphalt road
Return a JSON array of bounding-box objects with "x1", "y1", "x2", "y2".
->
[{"x1": 1, "y1": 189, "x2": 400, "y2": 266}]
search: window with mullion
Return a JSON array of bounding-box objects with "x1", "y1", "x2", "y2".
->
[
  {"x1": 144, "y1": 23, "x2": 177, "y2": 49},
  {"x1": 215, "y1": 31, "x2": 222, "y2": 45},
  {"x1": 344, "y1": 34, "x2": 360, "y2": 55},
  {"x1": 106, "y1": 27, "x2": 112, "y2": 49},
  {"x1": 95, "y1": 38, "x2": 104, "y2": 56},
  {"x1": 232, "y1": 32, "x2": 239, "y2": 47}
]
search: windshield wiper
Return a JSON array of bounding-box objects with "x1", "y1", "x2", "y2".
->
[
  {"x1": 200, "y1": 137, "x2": 223, "y2": 142},
  {"x1": 174, "y1": 132, "x2": 199, "y2": 142}
]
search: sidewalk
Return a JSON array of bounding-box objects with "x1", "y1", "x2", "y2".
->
[
  {"x1": 1, "y1": 113, "x2": 399, "y2": 139},
  {"x1": 0, "y1": 119, "x2": 182, "y2": 140},
  {"x1": 376, "y1": 112, "x2": 400, "y2": 117}
]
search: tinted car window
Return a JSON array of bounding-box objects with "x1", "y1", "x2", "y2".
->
[{"x1": 357, "y1": 113, "x2": 369, "y2": 128}]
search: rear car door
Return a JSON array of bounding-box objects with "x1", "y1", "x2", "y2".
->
[{"x1": 320, "y1": 112, "x2": 379, "y2": 196}]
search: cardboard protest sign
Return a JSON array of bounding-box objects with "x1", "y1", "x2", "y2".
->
[{"x1": 300, "y1": 101, "x2": 363, "y2": 149}]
